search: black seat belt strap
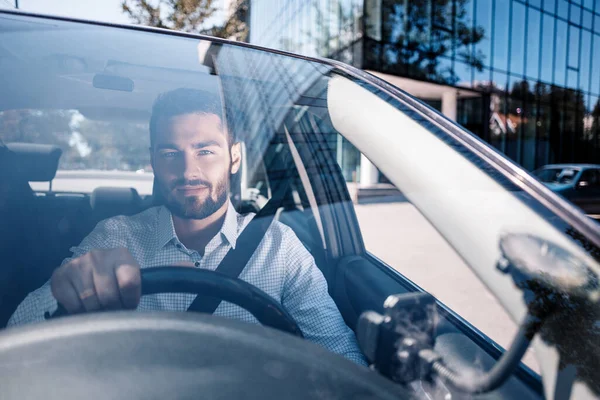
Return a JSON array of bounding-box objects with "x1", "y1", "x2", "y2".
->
[{"x1": 187, "y1": 156, "x2": 292, "y2": 314}]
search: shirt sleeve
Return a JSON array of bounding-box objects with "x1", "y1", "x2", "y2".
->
[
  {"x1": 281, "y1": 227, "x2": 367, "y2": 366},
  {"x1": 6, "y1": 218, "x2": 124, "y2": 328}
]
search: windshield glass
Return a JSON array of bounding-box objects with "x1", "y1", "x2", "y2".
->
[
  {"x1": 1, "y1": 109, "x2": 153, "y2": 194},
  {"x1": 534, "y1": 167, "x2": 579, "y2": 184},
  {"x1": 1, "y1": 12, "x2": 599, "y2": 399}
]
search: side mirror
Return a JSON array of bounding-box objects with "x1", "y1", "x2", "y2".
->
[{"x1": 577, "y1": 180, "x2": 590, "y2": 189}]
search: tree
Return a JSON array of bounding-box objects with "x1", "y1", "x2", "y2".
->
[
  {"x1": 366, "y1": 0, "x2": 485, "y2": 85},
  {"x1": 121, "y1": 0, "x2": 249, "y2": 41}
]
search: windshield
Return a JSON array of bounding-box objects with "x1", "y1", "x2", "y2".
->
[
  {"x1": 1, "y1": 11, "x2": 599, "y2": 400},
  {"x1": 534, "y1": 167, "x2": 580, "y2": 184}
]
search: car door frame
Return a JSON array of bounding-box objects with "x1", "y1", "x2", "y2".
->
[{"x1": 288, "y1": 102, "x2": 545, "y2": 395}]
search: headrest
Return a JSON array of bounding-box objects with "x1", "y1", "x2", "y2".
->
[
  {"x1": 90, "y1": 187, "x2": 142, "y2": 218},
  {"x1": 6, "y1": 142, "x2": 62, "y2": 182}
]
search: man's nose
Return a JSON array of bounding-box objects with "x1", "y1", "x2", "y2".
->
[{"x1": 180, "y1": 152, "x2": 199, "y2": 181}]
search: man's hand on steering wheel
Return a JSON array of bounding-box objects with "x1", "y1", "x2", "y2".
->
[
  {"x1": 49, "y1": 249, "x2": 303, "y2": 337},
  {"x1": 50, "y1": 248, "x2": 142, "y2": 314}
]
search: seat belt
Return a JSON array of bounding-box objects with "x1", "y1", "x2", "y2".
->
[{"x1": 187, "y1": 158, "x2": 292, "y2": 314}]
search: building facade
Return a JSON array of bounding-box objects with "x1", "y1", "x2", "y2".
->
[{"x1": 249, "y1": 0, "x2": 600, "y2": 184}]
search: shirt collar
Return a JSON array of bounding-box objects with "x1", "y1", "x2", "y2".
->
[{"x1": 156, "y1": 201, "x2": 240, "y2": 250}]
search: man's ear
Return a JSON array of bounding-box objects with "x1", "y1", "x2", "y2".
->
[{"x1": 230, "y1": 142, "x2": 242, "y2": 175}]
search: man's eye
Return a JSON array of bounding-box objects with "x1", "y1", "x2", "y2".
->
[
  {"x1": 161, "y1": 152, "x2": 178, "y2": 159},
  {"x1": 198, "y1": 150, "x2": 213, "y2": 156}
]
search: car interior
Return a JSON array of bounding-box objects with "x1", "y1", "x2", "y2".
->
[
  {"x1": 0, "y1": 112, "x2": 544, "y2": 400},
  {"x1": 0, "y1": 10, "x2": 566, "y2": 400},
  {"x1": 0, "y1": 137, "x2": 327, "y2": 326}
]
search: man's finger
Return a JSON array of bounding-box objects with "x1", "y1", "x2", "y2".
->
[
  {"x1": 93, "y1": 267, "x2": 123, "y2": 310},
  {"x1": 68, "y1": 261, "x2": 103, "y2": 312},
  {"x1": 115, "y1": 263, "x2": 141, "y2": 310},
  {"x1": 51, "y1": 268, "x2": 84, "y2": 314}
]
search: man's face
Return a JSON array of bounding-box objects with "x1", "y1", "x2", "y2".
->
[{"x1": 151, "y1": 112, "x2": 241, "y2": 219}]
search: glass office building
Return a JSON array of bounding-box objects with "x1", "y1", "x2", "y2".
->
[{"x1": 249, "y1": 0, "x2": 600, "y2": 182}]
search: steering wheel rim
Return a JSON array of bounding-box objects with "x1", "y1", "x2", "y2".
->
[
  {"x1": 52, "y1": 267, "x2": 302, "y2": 337},
  {"x1": 141, "y1": 267, "x2": 302, "y2": 337}
]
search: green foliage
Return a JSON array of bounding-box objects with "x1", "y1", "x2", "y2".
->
[{"x1": 121, "y1": 0, "x2": 249, "y2": 41}]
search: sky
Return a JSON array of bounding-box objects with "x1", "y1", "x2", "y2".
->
[{"x1": 1, "y1": 0, "x2": 130, "y2": 23}]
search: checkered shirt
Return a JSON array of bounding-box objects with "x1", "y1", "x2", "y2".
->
[{"x1": 8, "y1": 201, "x2": 366, "y2": 365}]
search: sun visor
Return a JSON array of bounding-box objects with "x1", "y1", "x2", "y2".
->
[{"x1": 6, "y1": 142, "x2": 62, "y2": 182}]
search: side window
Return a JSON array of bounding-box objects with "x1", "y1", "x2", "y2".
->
[
  {"x1": 579, "y1": 170, "x2": 599, "y2": 188},
  {"x1": 330, "y1": 134, "x2": 539, "y2": 370},
  {"x1": 591, "y1": 170, "x2": 600, "y2": 187}
]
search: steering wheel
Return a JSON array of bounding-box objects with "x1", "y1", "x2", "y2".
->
[{"x1": 52, "y1": 266, "x2": 302, "y2": 337}]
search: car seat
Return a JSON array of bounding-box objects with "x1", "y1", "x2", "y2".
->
[{"x1": 0, "y1": 143, "x2": 64, "y2": 326}]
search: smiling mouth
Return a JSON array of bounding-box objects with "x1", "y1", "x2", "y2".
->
[{"x1": 175, "y1": 186, "x2": 209, "y2": 194}]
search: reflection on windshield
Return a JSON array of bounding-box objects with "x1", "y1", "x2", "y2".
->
[
  {"x1": 0, "y1": 109, "x2": 151, "y2": 172},
  {"x1": 535, "y1": 168, "x2": 579, "y2": 184}
]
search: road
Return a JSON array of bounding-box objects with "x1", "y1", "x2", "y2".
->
[{"x1": 354, "y1": 201, "x2": 539, "y2": 371}]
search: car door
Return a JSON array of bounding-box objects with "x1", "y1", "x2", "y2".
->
[
  {"x1": 263, "y1": 72, "x2": 545, "y2": 398},
  {"x1": 571, "y1": 169, "x2": 600, "y2": 216},
  {"x1": 312, "y1": 72, "x2": 600, "y2": 400}
]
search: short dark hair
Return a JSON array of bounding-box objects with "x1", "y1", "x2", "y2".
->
[{"x1": 149, "y1": 88, "x2": 234, "y2": 147}]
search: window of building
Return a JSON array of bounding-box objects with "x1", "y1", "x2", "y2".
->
[
  {"x1": 544, "y1": 0, "x2": 556, "y2": 14},
  {"x1": 568, "y1": 25, "x2": 581, "y2": 71},
  {"x1": 526, "y1": 8, "x2": 542, "y2": 80},
  {"x1": 571, "y1": 3, "x2": 582, "y2": 25},
  {"x1": 583, "y1": 9, "x2": 593, "y2": 30},
  {"x1": 510, "y1": 1, "x2": 527, "y2": 76},
  {"x1": 492, "y1": 0, "x2": 510, "y2": 69},
  {"x1": 554, "y1": 19, "x2": 568, "y2": 86},
  {"x1": 474, "y1": 0, "x2": 492, "y2": 70},
  {"x1": 580, "y1": 30, "x2": 592, "y2": 91}
]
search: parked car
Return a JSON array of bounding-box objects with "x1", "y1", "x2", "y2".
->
[
  {"x1": 0, "y1": 9, "x2": 599, "y2": 400},
  {"x1": 534, "y1": 164, "x2": 600, "y2": 218}
]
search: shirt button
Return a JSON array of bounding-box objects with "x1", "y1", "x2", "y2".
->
[
  {"x1": 194, "y1": 261, "x2": 200, "y2": 267},
  {"x1": 176, "y1": 244, "x2": 182, "y2": 249}
]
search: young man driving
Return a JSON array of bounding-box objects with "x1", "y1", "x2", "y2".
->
[{"x1": 8, "y1": 88, "x2": 366, "y2": 365}]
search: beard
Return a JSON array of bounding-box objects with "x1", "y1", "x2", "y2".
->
[{"x1": 158, "y1": 175, "x2": 229, "y2": 220}]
